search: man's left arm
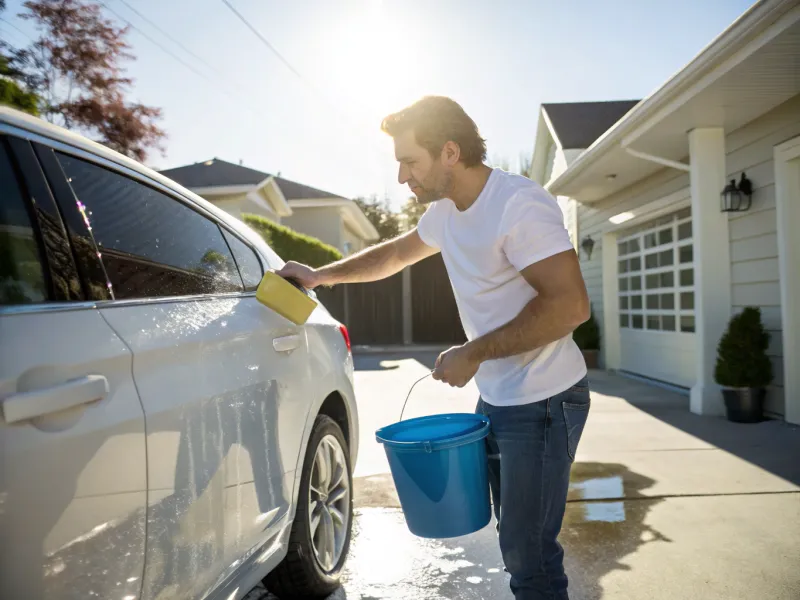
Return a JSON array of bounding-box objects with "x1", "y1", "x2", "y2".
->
[{"x1": 433, "y1": 248, "x2": 590, "y2": 387}]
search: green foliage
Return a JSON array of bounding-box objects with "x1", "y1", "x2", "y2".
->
[
  {"x1": 714, "y1": 306, "x2": 773, "y2": 388},
  {"x1": 242, "y1": 214, "x2": 342, "y2": 268},
  {"x1": 399, "y1": 196, "x2": 426, "y2": 231},
  {"x1": 572, "y1": 306, "x2": 601, "y2": 351},
  {"x1": 0, "y1": 78, "x2": 39, "y2": 115},
  {"x1": 0, "y1": 54, "x2": 39, "y2": 115},
  {"x1": 353, "y1": 195, "x2": 401, "y2": 241}
]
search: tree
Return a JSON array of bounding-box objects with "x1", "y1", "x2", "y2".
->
[
  {"x1": 0, "y1": 56, "x2": 40, "y2": 114},
  {"x1": 398, "y1": 196, "x2": 426, "y2": 231},
  {"x1": 353, "y1": 195, "x2": 401, "y2": 242},
  {"x1": 9, "y1": 0, "x2": 164, "y2": 161},
  {"x1": 518, "y1": 151, "x2": 534, "y2": 179},
  {"x1": 0, "y1": 1, "x2": 40, "y2": 114}
]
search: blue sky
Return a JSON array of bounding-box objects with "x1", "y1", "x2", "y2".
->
[{"x1": 2, "y1": 0, "x2": 755, "y2": 208}]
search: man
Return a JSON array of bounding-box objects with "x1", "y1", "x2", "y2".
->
[{"x1": 278, "y1": 96, "x2": 591, "y2": 600}]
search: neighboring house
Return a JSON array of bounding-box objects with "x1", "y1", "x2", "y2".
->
[
  {"x1": 159, "y1": 158, "x2": 379, "y2": 255},
  {"x1": 532, "y1": 0, "x2": 800, "y2": 425}
]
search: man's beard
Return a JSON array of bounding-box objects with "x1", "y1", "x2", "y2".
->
[{"x1": 413, "y1": 171, "x2": 451, "y2": 205}]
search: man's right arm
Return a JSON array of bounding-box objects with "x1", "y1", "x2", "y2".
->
[{"x1": 275, "y1": 228, "x2": 438, "y2": 289}]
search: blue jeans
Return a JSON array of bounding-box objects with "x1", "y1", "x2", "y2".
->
[{"x1": 476, "y1": 377, "x2": 591, "y2": 600}]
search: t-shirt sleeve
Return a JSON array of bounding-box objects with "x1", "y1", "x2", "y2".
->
[
  {"x1": 501, "y1": 187, "x2": 575, "y2": 272},
  {"x1": 415, "y1": 202, "x2": 442, "y2": 249}
]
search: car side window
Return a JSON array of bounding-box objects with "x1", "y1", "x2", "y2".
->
[
  {"x1": 0, "y1": 138, "x2": 48, "y2": 305},
  {"x1": 222, "y1": 229, "x2": 263, "y2": 291},
  {"x1": 56, "y1": 153, "x2": 243, "y2": 300}
]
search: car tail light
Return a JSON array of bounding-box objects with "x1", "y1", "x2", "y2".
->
[{"x1": 339, "y1": 324, "x2": 351, "y2": 353}]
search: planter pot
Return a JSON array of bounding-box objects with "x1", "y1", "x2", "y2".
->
[
  {"x1": 722, "y1": 387, "x2": 766, "y2": 423},
  {"x1": 581, "y1": 349, "x2": 599, "y2": 370}
]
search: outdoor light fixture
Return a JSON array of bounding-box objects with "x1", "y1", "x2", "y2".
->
[
  {"x1": 581, "y1": 235, "x2": 595, "y2": 260},
  {"x1": 721, "y1": 172, "x2": 753, "y2": 212},
  {"x1": 609, "y1": 211, "x2": 635, "y2": 225}
]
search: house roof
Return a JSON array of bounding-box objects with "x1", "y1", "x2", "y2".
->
[
  {"x1": 542, "y1": 100, "x2": 640, "y2": 150},
  {"x1": 546, "y1": 0, "x2": 800, "y2": 203},
  {"x1": 159, "y1": 158, "x2": 344, "y2": 200}
]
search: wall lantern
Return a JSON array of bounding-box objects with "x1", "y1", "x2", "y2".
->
[
  {"x1": 581, "y1": 235, "x2": 595, "y2": 260},
  {"x1": 721, "y1": 172, "x2": 753, "y2": 212}
]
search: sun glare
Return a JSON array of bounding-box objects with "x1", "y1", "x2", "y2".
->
[{"x1": 323, "y1": 0, "x2": 423, "y2": 121}]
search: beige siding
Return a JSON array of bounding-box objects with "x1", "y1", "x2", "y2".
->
[
  {"x1": 725, "y1": 93, "x2": 800, "y2": 416},
  {"x1": 203, "y1": 193, "x2": 280, "y2": 224},
  {"x1": 206, "y1": 193, "x2": 247, "y2": 219},
  {"x1": 281, "y1": 206, "x2": 343, "y2": 252},
  {"x1": 341, "y1": 222, "x2": 366, "y2": 255},
  {"x1": 576, "y1": 167, "x2": 691, "y2": 365}
]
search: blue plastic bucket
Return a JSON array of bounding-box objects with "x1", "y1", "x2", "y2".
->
[{"x1": 375, "y1": 413, "x2": 492, "y2": 538}]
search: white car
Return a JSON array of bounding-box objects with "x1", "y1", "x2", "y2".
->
[{"x1": 0, "y1": 107, "x2": 358, "y2": 600}]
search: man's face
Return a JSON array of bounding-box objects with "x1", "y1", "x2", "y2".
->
[{"x1": 393, "y1": 129, "x2": 452, "y2": 205}]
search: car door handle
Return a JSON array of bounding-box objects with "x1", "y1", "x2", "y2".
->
[
  {"x1": 2, "y1": 375, "x2": 109, "y2": 424},
  {"x1": 273, "y1": 334, "x2": 301, "y2": 353}
]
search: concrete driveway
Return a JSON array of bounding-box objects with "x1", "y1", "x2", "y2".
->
[{"x1": 256, "y1": 350, "x2": 800, "y2": 600}]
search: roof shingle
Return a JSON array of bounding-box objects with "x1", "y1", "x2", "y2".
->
[
  {"x1": 159, "y1": 158, "x2": 344, "y2": 200},
  {"x1": 542, "y1": 100, "x2": 640, "y2": 150}
]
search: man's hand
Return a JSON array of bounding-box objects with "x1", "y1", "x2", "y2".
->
[
  {"x1": 275, "y1": 261, "x2": 325, "y2": 289},
  {"x1": 432, "y1": 345, "x2": 481, "y2": 388}
]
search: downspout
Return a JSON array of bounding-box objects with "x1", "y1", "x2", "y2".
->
[{"x1": 623, "y1": 146, "x2": 690, "y2": 172}]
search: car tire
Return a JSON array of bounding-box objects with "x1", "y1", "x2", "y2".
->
[{"x1": 264, "y1": 414, "x2": 353, "y2": 599}]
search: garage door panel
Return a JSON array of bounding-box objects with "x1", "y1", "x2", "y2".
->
[
  {"x1": 618, "y1": 207, "x2": 695, "y2": 388},
  {"x1": 620, "y1": 330, "x2": 696, "y2": 388}
]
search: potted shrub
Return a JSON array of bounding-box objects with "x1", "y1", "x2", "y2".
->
[
  {"x1": 714, "y1": 306, "x2": 773, "y2": 423},
  {"x1": 573, "y1": 307, "x2": 601, "y2": 369}
]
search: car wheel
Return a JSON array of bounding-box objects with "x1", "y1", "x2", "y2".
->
[{"x1": 264, "y1": 414, "x2": 353, "y2": 599}]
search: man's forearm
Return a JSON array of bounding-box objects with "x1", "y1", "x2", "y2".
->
[
  {"x1": 318, "y1": 239, "x2": 404, "y2": 285},
  {"x1": 465, "y1": 293, "x2": 587, "y2": 363}
]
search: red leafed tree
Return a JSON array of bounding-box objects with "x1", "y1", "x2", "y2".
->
[{"x1": 12, "y1": 0, "x2": 165, "y2": 161}]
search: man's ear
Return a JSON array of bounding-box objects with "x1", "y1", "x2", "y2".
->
[{"x1": 441, "y1": 141, "x2": 461, "y2": 167}]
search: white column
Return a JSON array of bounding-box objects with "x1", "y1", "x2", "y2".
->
[
  {"x1": 602, "y1": 232, "x2": 621, "y2": 370},
  {"x1": 774, "y1": 139, "x2": 800, "y2": 425},
  {"x1": 688, "y1": 128, "x2": 731, "y2": 415}
]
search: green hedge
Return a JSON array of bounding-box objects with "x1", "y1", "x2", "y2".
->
[{"x1": 242, "y1": 213, "x2": 342, "y2": 268}]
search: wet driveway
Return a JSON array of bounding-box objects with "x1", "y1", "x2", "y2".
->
[{"x1": 250, "y1": 352, "x2": 800, "y2": 600}]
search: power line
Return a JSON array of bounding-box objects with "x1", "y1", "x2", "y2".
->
[
  {"x1": 220, "y1": 0, "x2": 305, "y2": 82},
  {"x1": 218, "y1": 0, "x2": 392, "y2": 178},
  {"x1": 0, "y1": 16, "x2": 33, "y2": 42},
  {"x1": 99, "y1": 2, "x2": 217, "y2": 86},
  {"x1": 113, "y1": 0, "x2": 233, "y2": 85},
  {"x1": 106, "y1": 0, "x2": 390, "y2": 199}
]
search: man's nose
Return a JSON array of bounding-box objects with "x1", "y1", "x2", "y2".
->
[{"x1": 398, "y1": 164, "x2": 410, "y2": 185}]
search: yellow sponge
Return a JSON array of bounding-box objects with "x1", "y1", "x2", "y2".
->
[{"x1": 255, "y1": 272, "x2": 318, "y2": 325}]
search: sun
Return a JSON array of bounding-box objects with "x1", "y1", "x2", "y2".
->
[{"x1": 321, "y1": 0, "x2": 423, "y2": 122}]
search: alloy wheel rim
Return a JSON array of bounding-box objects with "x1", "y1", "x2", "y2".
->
[{"x1": 308, "y1": 434, "x2": 350, "y2": 572}]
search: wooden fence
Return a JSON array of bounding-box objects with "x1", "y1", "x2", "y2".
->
[{"x1": 314, "y1": 254, "x2": 465, "y2": 346}]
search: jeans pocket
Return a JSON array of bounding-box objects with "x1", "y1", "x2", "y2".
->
[{"x1": 562, "y1": 398, "x2": 590, "y2": 461}]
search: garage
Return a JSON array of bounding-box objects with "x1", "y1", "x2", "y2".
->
[{"x1": 617, "y1": 207, "x2": 696, "y2": 388}]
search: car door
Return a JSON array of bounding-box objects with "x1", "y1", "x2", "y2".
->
[
  {"x1": 43, "y1": 147, "x2": 308, "y2": 600},
  {"x1": 0, "y1": 134, "x2": 148, "y2": 600}
]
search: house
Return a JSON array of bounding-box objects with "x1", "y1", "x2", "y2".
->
[
  {"x1": 531, "y1": 100, "x2": 640, "y2": 249},
  {"x1": 159, "y1": 158, "x2": 379, "y2": 255},
  {"x1": 532, "y1": 0, "x2": 800, "y2": 425}
]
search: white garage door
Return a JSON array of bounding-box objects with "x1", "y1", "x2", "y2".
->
[{"x1": 618, "y1": 207, "x2": 696, "y2": 388}]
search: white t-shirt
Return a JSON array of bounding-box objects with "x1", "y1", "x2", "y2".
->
[{"x1": 416, "y1": 168, "x2": 587, "y2": 406}]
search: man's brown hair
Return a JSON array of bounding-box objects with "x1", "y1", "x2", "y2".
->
[{"x1": 381, "y1": 96, "x2": 487, "y2": 167}]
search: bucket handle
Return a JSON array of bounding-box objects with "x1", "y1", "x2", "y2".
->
[{"x1": 399, "y1": 371, "x2": 433, "y2": 422}]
